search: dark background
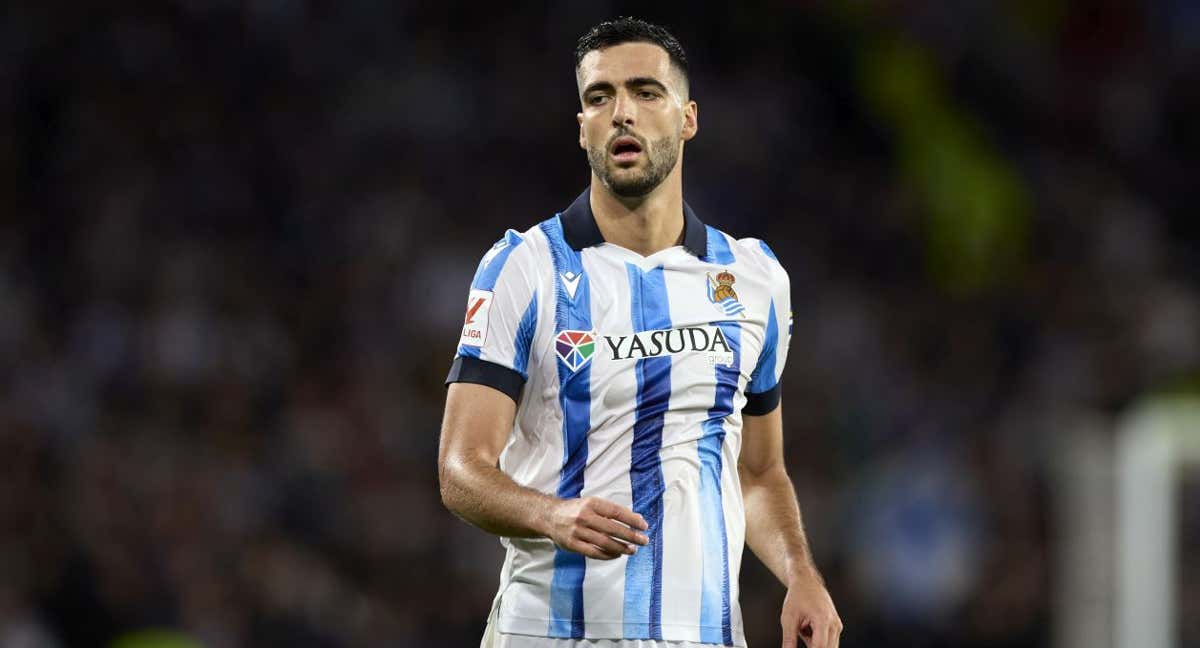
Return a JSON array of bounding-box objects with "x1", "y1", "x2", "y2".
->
[{"x1": 2, "y1": 1, "x2": 1199, "y2": 647}]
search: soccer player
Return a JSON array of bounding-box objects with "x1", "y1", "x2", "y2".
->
[{"x1": 439, "y1": 17, "x2": 842, "y2": 648}]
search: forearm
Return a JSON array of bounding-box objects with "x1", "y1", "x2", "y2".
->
[
  {"x1": 439, "y1": 454, "x2": 556, "y2": 539},
  {"x1": 741, "y1": 462, "x2": 821, "y2": 587}
]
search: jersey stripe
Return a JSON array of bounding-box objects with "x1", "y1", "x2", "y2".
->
[
  {"x1": 458, "y1": 340, "x2": 483, "y2": 359},
  {"x1": 623, "y1": 263, "x2": 671, "y2": 640},
  {"x1": 758, "y1": 239, "x2": 778, "y2": 261},
  {"x1": 472, "y1": 230, "x2": 525, "y2": 291},
  {"x1": 541, "y1": 217, "x2": 591, "y2": 639},
  {"x1": 512, "y1": 292, "x2": 539, "y2": 379},
  {"x1": 459, "y1": 230, "x2": 525, "y2": 360},
  {"x1": 704, "y1": 225, "x2": 736, "y2": 265},
  {"x1": 748, "y1": 299, "x2": 779, "y2": 394},
  {"x1": 699, "y1": 320, "x2": 739, "y2": 646}
]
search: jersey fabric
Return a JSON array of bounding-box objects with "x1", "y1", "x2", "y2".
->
[{"x1": 446, "y1": 189, "x2": 792, "y2": 647}]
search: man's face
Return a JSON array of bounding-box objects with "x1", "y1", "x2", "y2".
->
[{"x1": 576, "y1": 42, "x2": 698, "y2": 198}]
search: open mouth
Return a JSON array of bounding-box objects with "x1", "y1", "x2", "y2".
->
[{"x1": 610, "y1": 136, "x2": 643, "y2": 162}]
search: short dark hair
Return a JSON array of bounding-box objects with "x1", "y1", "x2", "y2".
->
[{"x1": 575, "y1": 17, "x2": 690, "y2": 88}]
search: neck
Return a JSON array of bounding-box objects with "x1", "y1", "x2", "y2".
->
[{"x1": 589, "y1": 165, "x2": 684, "y2": 257}]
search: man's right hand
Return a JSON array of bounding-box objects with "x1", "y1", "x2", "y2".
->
[
  {"x1": 440, "y1": 384, "x2": 649, "y2": 557},
  {"x1": 544, "y1": 497, "x2": 650, "y2": 560}
]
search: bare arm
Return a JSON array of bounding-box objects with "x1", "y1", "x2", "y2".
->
[
  {"x1": 740, "y1": 403, "x2": 817, "y2": 584},
  {"x1": 438, "y1": 382, "x2": 648, "y2": 558},
  {"x1": 740, "y1": 403, "x2": 842, "y2": 648}
]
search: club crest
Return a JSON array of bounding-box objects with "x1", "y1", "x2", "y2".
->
[{"x1": 706, "y1": 270, "x2": 747, "y2": 318}]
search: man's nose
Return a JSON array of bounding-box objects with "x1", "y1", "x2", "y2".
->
[{"x1": 611, "y1": 93, "x2": 635, "y2": 127}]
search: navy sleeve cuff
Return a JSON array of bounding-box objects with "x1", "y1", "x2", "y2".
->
[
  {"x1": 445, "y1": 356, "x2": 525, "y2": 402},
  {"x1": 743, "y1": 382, "x2": 781, "y2": 416}
]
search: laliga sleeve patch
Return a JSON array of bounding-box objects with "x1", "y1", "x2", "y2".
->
[{"x1": 460, "y1": 289, "x2": 493, "y2": 347}]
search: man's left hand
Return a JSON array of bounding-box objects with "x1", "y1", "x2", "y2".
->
[{"x1": 780, "y1": 568, "x2": 842, "y2": 648}]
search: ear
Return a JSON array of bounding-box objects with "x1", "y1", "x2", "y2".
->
[
  {"x1": 680, "y1": 100, "x2": 698, "y2": 142},
  {"x1": 578, "y1": 112, "x2": 587, "y2": 150}
]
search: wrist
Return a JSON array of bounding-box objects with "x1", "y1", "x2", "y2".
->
[
  {"x1": 785, "y1": 561, "x2": 823, "y2": 588},
  {"x1": 530, "y1": 494, "x2": 560, "y2": 539}
]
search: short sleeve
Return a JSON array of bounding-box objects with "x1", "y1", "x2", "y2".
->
[
  {"x1": 743, "y1": 241, "x2": 792, "y2": 416},
  {"x1": 444, "y1": 229, "x2": 540, "y2": 402}
]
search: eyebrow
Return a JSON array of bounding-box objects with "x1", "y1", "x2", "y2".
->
[{"x1": 581, "y1": 77, "x2": 670, "y2": 97}]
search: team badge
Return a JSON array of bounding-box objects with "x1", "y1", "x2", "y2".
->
[
  {"x1": 706, "y1": 270, "x2": 747, "y2": 318},
  {"x1": 555, "y1": 330, "x2": 596, "y2": 371}
]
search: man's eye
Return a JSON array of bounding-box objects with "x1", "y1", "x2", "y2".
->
[
  {"x1": 589, "y1": 95, "x2": 610, "y2": 105},
  {"x1": 638, "y1": 91, "x2": 659, "y2": 100}
]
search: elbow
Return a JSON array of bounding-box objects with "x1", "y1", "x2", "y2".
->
[
  {"x1": 738, "y1": 459, "x2": 789, "y2": 488},
  {"x1": 438, "y1": 457, "x2": 463, "y2": 514},
  {"x1": 439, "y1": 452, "x2": 484, "y2": 518}
]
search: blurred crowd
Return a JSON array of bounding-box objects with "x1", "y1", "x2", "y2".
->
[{"x1": 2, "y1": 2, "x2": 1198, "y2": 647}]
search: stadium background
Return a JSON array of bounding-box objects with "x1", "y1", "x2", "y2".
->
[{"x1": 3, "y1": 1, "x2": 1199, "y2": 647}]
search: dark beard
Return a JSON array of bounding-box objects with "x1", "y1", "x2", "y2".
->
[{"x1": 587, "y1": 133, "x2": 680, "y2": 198}]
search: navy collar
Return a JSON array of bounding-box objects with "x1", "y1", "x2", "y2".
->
[{"x1": 560, "y1": 188, "x2": 708, "y2": 257}]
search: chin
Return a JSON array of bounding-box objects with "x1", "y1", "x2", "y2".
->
[{"x1": 609, "y1": 178, "x2": 659, "y2": 198}]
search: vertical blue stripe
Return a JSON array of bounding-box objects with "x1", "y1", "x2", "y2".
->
[
  {"x1": 699, "y1": 321, "x2": 740, "y2": 646},
  {"x1": 748, "y1": 299, "x2": 779, "y2": 394},
  {"x1": 540, "y1": 217, "x2": 591, "y2": 639},
  {"x1": 704, "y1": 225, "x2": 736, "y2": 265},
  {"x1": 623, "y1": 264, "x2": 671, "y2": 640},
  {"x1": 512, "y1": 292, "x2": 539, "y2": 378}
]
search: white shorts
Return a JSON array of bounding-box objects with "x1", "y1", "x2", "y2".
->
[
  {"x1": 481, "y1": 624, "x2": 727, "y2": 648},
  {"x1": 477, "y1": 586, "x2": 737, "y2": 648}
]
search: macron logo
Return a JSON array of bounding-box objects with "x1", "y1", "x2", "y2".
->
[{"x1": 560, "y1": 271, "x2": 582, "y2": 299}]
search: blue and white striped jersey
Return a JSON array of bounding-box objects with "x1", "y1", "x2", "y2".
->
[{"x1": 446, "y1": 189, "x2": 792, "y2": 647}]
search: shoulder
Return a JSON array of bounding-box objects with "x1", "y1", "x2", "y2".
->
[
  {"x1": 738, "y1": 236, "x2": 787, "y2": 276},
  {"x1": 476, "y1": 220, "x2": 558, "y2": 265},
  {"x1": 705, "y1": 226, "x2": 789, "y2": 284},
  {"x1": 468, "y1": 221, "x2": 556, "y2": 292},
  {"x1": 479, "y1": 221, "x2": 549, "y2": 253}
]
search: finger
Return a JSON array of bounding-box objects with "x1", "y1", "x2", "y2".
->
[
  {"x1": 781, "y1": 616, "x2": 799, "y2": 648},
  {"x1": 806, "y1": 619, "x2": 827, "y2": 648},
  {"x1": 593, "y1": 499, "x2": 648, "y2": 530},
  {"x1": 573, "y1": 528, "x2": 633, "y2": 559},
  {"x1": 828, "y1": 617, "x2": 843, "y2": 648},
  {"x1": 592, "y1": 498, "x2": 649, "y2": 531},
  {"x1": 587, "y1": 515, "x2": 650, "y2": 546},
  {"x1": 580, "y1": 525, "x2": 638, "y2": 556},
  {"x1": 568, "y1": 538, "x2": 623, "y2": 561}
]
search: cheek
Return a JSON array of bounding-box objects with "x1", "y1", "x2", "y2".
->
[
  {"x1": 578, "y1": 118, "x2": 597, "y2": 141},
  {"x1": 584, "y1": 124, "x2": 609, "y2": 149}
]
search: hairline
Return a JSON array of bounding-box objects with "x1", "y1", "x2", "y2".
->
[{"x1": 573, "y1": 42, "x2": 691, "y2": 101}]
